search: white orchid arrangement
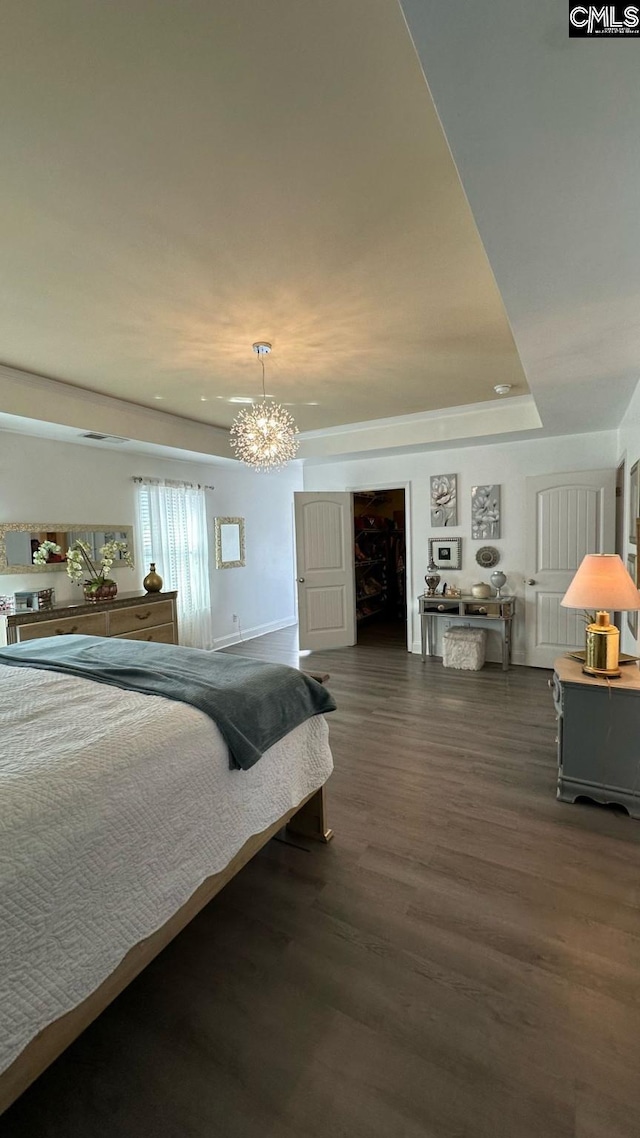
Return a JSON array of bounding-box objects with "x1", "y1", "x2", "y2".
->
[
  {"x1": 32, "y1": 540, "x2": 62, "y2": 565},
  {"x1": 34, "y1": 538, "x2": 133, "y2": 594}
]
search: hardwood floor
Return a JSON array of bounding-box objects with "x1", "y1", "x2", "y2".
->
[{"x1": 4, "y1": 627, "x2": 640, "y2": 1137}]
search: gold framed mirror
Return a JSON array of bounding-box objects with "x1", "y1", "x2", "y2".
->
[
  {"x1": 214, "y1": 517, "x2": 245, "y2": 569},
  {"x1": 0, "y1": 524, "x2": 135, "y2": 575}
]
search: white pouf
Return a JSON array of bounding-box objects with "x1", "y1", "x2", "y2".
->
[{"x1": 442, "y1": 626, "x2": 486, "y2": 671}]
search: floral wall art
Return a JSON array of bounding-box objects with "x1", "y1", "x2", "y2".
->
[
  {"x1": 471, "y1": 485, "x2": 501, "y2": 539},
  {"x1": 430, "y1": 474, "x2": 457, "y2": 527}
]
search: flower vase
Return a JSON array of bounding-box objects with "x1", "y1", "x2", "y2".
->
[
  {"x1": 143, "y1": 563, "x2": 163, "y2": 593},
  {"x1": 83, "y1": 579, "x2": 118, "y2": 603}
]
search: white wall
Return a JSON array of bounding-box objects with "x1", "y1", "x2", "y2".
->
[
  {"x1": 617, "y1": 379, "x2": 640, "y2": 655},
  {"x1": 0, "y1": 431, "x2": 302, "y2": 646},
  {"x1": 304, "y1": 430, "x2": 618, "y2": 664}
]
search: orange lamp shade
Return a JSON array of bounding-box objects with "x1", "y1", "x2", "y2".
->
[{"x1": 561, "y1": 554, "x2": 640, "y2": 612}]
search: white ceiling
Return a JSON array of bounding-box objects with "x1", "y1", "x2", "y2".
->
[
  {"x1": 0, "y1": 0, "x2": 636, "y2": 463},
  {"x1": 0, "y1": 0, "x2": 529, "y2": 437},
  {"x1": 400, "y1": 0, "x2": 640, "y2": 434}
]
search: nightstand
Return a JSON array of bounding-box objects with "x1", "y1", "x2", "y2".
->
[{"x1": 552, "y1": 656, "x2": 640, "y2": 818}]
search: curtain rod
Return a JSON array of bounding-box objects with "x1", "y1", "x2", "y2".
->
[{"x1": 132, "y1": 477, "x2": 215, "y2": 491}]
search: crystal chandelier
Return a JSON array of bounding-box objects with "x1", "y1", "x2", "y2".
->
[{"x1": 229, "y1": 343, "x2": 299, "y2": 471}]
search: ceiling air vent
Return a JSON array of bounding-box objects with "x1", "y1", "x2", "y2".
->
[{"x1": 80, "y1": 432, "x2": 129, "y2": 443}]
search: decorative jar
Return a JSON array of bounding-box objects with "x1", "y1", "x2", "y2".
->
[
  {"x1": 424, "y1": 558, "x2": 441, "y2": 597},
  {"x1": 143, "y1": 563, "x2": 163, "y2": 593},
  {"x1": 490, "y1": 570, "x2": 507, "y2": 598}
]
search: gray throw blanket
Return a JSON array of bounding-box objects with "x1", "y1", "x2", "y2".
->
[{"x1": 0, "y1": 635, "x2": 336, "y2": 771}]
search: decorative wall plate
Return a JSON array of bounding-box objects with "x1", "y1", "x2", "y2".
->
[{"x1": 475, "y1": 546, "x2": 500, "y2": 569}]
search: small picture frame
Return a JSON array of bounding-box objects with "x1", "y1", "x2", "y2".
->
[
  {"x1": 630, "y1": 463, "x2": 639, "y2": 545},
  {"x1": 428, "y1": 536, "x2": 462, "y2": 570}
]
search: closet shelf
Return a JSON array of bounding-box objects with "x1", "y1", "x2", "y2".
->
[{"x1": 356, "y1": 587, "x2": 386, "y2": 602}]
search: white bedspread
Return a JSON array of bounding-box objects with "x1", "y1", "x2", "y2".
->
[{"x1": 0, "y1": 663, "x2": 333, "y2": 1075}]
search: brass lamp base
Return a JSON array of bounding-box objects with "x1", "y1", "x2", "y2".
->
[{"x1": 583, "y1": 610, "x2": 621, "y2": 678}]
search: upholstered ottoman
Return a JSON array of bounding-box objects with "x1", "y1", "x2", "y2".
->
[{"x1": 442, "y1": 626, "x2": 486, "y2": 671}]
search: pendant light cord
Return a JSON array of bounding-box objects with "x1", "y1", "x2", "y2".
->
[{"x1": 260, "y1": 354, "x2": 266, "y2": 399}]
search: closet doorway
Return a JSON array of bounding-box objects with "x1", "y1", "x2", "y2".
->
[{"x1": 353, "y1": 487, "x2": 407, "y2": 648}]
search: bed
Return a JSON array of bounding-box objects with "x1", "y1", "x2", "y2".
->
[{"x1": 0, "y1": 638, "x2": 335, "y2": 1113}]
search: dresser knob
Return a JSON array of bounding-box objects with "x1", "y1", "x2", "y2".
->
[{"x1": 437, "y1": 604, "x2": 445, "y2": 612}]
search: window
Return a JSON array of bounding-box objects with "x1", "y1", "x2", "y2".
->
[{"x1": 136, "y1": 480, "x2": 213, "y2": 649}]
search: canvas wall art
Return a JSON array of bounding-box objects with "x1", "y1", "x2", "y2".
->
[
  {"x1": 471, "y1": 485, "x2": 501, "y2": 539},
  {"x1": 629, "y1": 462, "x2": 639, "y2": 545},
  {"x1": 430, "y1": 474, "x2": 457, "y2": 527}
]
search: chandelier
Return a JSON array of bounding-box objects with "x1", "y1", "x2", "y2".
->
[{"x1": 229, "y1": 343, "x2": 299, "y2": 471}]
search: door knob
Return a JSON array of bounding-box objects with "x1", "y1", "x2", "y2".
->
[
  {"x1": 298, "y1": 577, "x2": 305, "y2": 583},
  {"x1": 527, "y1": 578, "x2": 536, "y2": 585}
]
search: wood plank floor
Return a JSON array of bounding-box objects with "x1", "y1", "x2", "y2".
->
[{"x1": 4, "y1": 626, "x2": 640, "y2": 1137}]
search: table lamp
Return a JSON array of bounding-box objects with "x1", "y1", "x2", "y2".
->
[{"x1": 561, "y1": 554, "x2": 640, "y2": 677}]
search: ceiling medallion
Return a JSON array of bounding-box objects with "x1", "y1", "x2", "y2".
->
[{"x1": 229, "y1": 343, "x2": 299, "y2": 472}]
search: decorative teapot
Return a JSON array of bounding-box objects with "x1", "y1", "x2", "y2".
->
[{"x1": 470, "y1": 582, "x2": 492, "y2": 600}]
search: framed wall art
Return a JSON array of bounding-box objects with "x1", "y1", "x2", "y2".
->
[
  {"x1": 471, "y1": 485, "x2": 501, "y2": 540},
  {"x1": 629, "y1": 462, "x2": 639, "y2": 545},
  {"x1": 430, "y1": 474, "x2": 457, "y2": 527},
  {"x1": 428, "y1": 536, "x2": 462, "y2": 571},
  {"x1": 628, "y1": 554, "x2": 638, "y2": 637}
]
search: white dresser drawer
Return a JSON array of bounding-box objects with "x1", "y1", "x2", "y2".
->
[
  {"x1": 17, "y1": 612, "x2": 109, "y2": 642},
  {"x1": 108, "y1": 600, "x2": 174, "y2": 636},
  {"x1": 117, "y1": 622, "x2": 177, "y2": 645}
]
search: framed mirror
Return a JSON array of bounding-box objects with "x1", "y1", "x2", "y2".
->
[
  {"x1": 0, "y1": 524, "x2": 134, "y2": 574},
  {"x1": 214, "y1": 517, "x2": 245, "y2": 569}
]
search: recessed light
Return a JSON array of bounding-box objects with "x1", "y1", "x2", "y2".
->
[
  {"x1": 228, "y1": 396, "x2": 254, "y2": 404},
  {"x1": 200, "y1": 396, "x2": 208, "y2": 402},
  {"x1": 153, "y1": 394, "x2": 164, "y2": 400},
  {"x1": 306, "y1": 402, "x2": 319, "y2": 406},
  {"x1": 493, "y1": 384, "x2": 512, "y2": 396}
]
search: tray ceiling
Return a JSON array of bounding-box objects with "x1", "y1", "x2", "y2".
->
[{"x1": 0, "y1": 0, "x2": 529, "y2": 433}]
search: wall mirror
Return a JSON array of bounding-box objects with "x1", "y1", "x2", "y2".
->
[
  {"x1": 0, "y1": 524, "x2": 134, "y2": 574},
  {"x1": 214, "y1": 517, "x2": 245, "y2": 569}
]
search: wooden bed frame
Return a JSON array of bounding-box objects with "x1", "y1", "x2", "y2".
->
[{"x1": 0, "y1": 783, "x2": 332, "y2": 1114}]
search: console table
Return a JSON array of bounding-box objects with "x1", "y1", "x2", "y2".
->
[
  {"x1": 551, "y1": 656, "x2": 640, "y2": 818},
  {"x1": 419, "y1": 594, "x2": 516, "y2": 671}
]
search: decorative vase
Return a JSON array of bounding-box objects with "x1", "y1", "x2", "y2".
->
[
  {"x1": 424, "y1": 558, "x2": 441, "y2": 597},
  {"x1": 83, "y1": 579, "x2": 118, "y2": 603},
  {"x1": 143, "y1": 563, "x2": 163, "y2": 593},
  {"x1": 490, "y1": 570, "x2": 507, "y2": 598}
]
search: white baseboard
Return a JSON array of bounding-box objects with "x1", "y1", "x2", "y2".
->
[{"x1": 213, "y1": 616, "x2": 297, "y2": 650}]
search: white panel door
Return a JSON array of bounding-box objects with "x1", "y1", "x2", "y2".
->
[
  {"x1": 524, "y1": 469, "x2": 615, "y2": 668},
  {"x1": 294, "y1": 492, "x2": 356, "y2": 651}
]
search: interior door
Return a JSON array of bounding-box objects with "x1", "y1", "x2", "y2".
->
[
  {"x1": 294, "y1": 492, "x2": 356, "y2": 650},
  {"x1": 525, "y1": 469, "x2": 615, "y2": 668}
]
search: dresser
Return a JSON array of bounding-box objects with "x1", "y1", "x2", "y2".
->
[
  {"x1": 551, "y1": 656, "x2": 640, "y2": 819},
  {"x1": 2, "y1": 590, "x2": 178, "y2": 646}
]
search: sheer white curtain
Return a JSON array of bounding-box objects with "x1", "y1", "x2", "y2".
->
[{"x1": 136, "y1": 479, "x2": 213, "y2": 649}]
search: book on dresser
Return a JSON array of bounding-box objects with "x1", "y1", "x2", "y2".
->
[{"x1": 1, "y1": 590, "x2": 178, "y2": 646}]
